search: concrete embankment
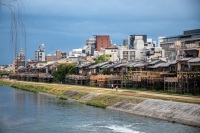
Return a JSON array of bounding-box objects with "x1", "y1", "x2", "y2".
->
[
  {"x1": 1, "y1": 80, "x2": 200, "y2": 127},
  {"x1": 63, "y1": 90, "x2": 200, "y2": 127},
  {"x1": 108, "y1": 99, "x2": 200, "y2": 127}
]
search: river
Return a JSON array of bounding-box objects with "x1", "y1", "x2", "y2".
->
[{"x1": 0, "y1": 86, "x2": 199, "y2": 133}]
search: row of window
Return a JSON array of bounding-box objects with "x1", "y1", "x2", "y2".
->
[
  {"x1": 161, "y1": 43, "x2": 174, "y2": 47},
  {"x1": 123, "y1": 51, "x2": 135, "y2": 55},
  {"x1": 123, "y1": 57, "x2": 135, "y2": 60},
  {"x1": 35, "y1": 52, "x2": 43, "y2": 56},
  {"x1": 163, "y1": 36, "x2": 193, "y2": 42}
]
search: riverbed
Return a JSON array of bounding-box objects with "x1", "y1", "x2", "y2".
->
[{"x1": 0, "y1": 86, "x2": 199, "y2": 133}]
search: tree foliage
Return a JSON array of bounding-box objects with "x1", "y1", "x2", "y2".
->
[
  {"x1": 0, "y1": 70, "x2": 12, "y2": 74},
  {"x1": 95, "y1": 54, "x2": 110, "y2": 64},
  {"x1": 102, "y1": 68, "x2": 109, "y2": 75},
  {"x1": 53, "y1": 63, "x2": 76, "y2": 83}
]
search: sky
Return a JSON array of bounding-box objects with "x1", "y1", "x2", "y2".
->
[{"x1": 0, "y1": 0, "x2": 200, "y2": 65}]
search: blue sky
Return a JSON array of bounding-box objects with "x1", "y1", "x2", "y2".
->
[{"x1": 0, "y1": 0, "x2": 200, "y2": 65}]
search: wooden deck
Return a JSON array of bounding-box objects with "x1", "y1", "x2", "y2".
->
[{"x1": 66, "y1": 75, "x2": 90, "y2": 85}]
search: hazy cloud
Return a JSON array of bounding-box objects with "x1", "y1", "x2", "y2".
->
[{"x1": 0, "y1": 0, "x2": 200, "y2": 64}]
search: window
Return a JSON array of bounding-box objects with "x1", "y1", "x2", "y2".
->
[{"x1": 123, "y1": 51, "x2": 128, "y2": 54}]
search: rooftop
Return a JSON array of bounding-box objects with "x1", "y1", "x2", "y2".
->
[{"x1": 188, "y1": 57, "x2": 200, "y2": 63}]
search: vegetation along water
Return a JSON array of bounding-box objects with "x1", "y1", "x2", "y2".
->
[{"x1": 0, "y1": 86, "x2": 200, "y2": 133}]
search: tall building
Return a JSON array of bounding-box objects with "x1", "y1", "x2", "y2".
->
[
  {"x1": 86, "y1": 38, "x2": 96, "y2": 56},
  {"x1": 128, "y1": 35, "x2": 147, "y2": 49},
  {"x1": 35, "y1": 44, "x2": 45, "y2": 61},
  {"x1": 94, "y1": 35, "x2": 111, "y2": 51},
  {"x1": 160, "y1": 29, "x2": 200, "y2": 61},
  {"x1": 86, "y1": 38, "x2": 96, "y2": 45},
  {"x1": 19, "y1": 48, "x2": 25, "y2": 62},
  {"x1": 119, "y1": 35, "x2": 162, "y2": 61},
  {"x1": 158, "y1": 37, "x2": 165, "y2": 47},
  {"x1": 13, "y1": 48, "x2": 26, "y2": 73}
]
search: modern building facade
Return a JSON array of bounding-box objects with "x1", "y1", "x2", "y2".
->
[
  {"x1": 118, "y1": 46, "x2": 136, "y2": 61},
  {"x1": 104, "y1": 47, "x2": 119, "y2": 62},
  {"x1": 85, "y1": 38, "x2": 96, "y2": 56},
  {"x1": 34, "y1": 44, "x2": 45, "y2": 61},
  {"x1": 46, "y1": 50, "x2": 66, "y2": 62},
  {"x1": 160, "y1": 29, "x2": 200, "y2": 61},
  {"x1": 94, "y1": 35, "x2": 111, "y2": 51},
  {"x1": 86, "y1": 38, "x2": 96, "y2": 45},
  {"x1": 128, "y1": 35, "x2": 147, "y2": 49}
]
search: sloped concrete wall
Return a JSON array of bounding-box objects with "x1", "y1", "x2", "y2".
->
[
  {"x1": 108, "y1": 99, "x2": 200, "y2": 127},
  {"x1": 78, "y1": 93, "x2": 100, "y2": 103}
]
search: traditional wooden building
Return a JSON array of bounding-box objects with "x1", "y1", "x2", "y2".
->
[
  {"x1": 76, "y1": 63, "x2": 94, "y2": 75},
  {"x1": 88, "y1": 62, "x2": 110, "y2": 75},
  {"x1": 188, "y1": 57, "x2": 200, "y2": 71},
  {"x1": 177, "y1": 58, "x2": 192, "y2": 71}
]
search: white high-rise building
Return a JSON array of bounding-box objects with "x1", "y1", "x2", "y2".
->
[
  {"x1": 34, "y1": 44, "x2": 45, "y2": 61},
  {"x1": 158, "y1": 37, "x2": 165, "y2": 47},
  {"x1": 119, "y1": 35, "x2": 163, "y2": 61}
]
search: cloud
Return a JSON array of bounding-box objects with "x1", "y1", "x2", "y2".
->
[
  {"x1": 22, "y1": 0, "x2": 200, "y2": 20},
  {"x1": 1, "y1": 0, "x2": 200, "y2": 64}
]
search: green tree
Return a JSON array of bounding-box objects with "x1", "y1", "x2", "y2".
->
[
  {"x1": 0, "y1": 70, "x2": 12, "y2": 74},
  {"x1": 95, "y1": 54, "x2": 110, "y2": 64},
  {"x1": 102, "y1": 68, "x2": 109, "y2": 75},
  {"x1": 52, "y1": 63, "x2": 76, "y2": 83}
]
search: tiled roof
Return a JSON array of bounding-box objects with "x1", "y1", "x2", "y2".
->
[
  {"x1": 148, "y1": 63, "x2": 170, "y2": 68},
  {"x1": 100, "y1": 64, "x2": 111, "y2": 68},
  {"x1": 188, "y1": 57, "x2": 200, "y2": 63},
  {"x1": 101, "y1": 62, "x2": 121, "y2": 68},
  {"x1": 89, "y1": 61, "x2": 109, "y2": 69},
  {"x1": 127, "y1": 62, "x2": 136, "y2": 67},
  {"x1": 114, "y1": 63, "x2": 126, "y2": 68},
  {"x1": 149, "y1": 60, "x2": 161, "y2": 65},
  {"x1": 134, "y1": 63, "x2": 145, "y2": 67},
  {"x1": 179, "y1": 58, "x2": 192, "y2": 61},
  {"x1": 107, "y1": 62, "x2": 121, "y2": 68},
  {"x1": 76, "y1": 63, "x2": 93, "y2": 68},
  {"x1": 168, "y1": 60, "x2": 178, "y2": 65}
]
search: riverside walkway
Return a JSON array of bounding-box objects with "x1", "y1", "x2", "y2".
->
[{"x1": 3, "y1": 79, "x2": 200, "y2": 104}]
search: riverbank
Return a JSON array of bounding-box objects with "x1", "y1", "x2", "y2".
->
[{"x1": 1, "y1": 79, "x2": 200, "y2": 127}]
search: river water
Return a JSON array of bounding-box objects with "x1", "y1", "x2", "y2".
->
[{"x1": 0, "y1": 86, "x2": 199, "y2": 133}]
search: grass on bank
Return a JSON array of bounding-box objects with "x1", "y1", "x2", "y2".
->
[
  {"x1": 133, "y1": 88, "x2": 200, "y2": 96},
  {"x1": 0, "y1": 80, "x2": 12, "y2": 86},
  {"x1": 0, "y1": 80, "x2": 66, "y2": 96},
  {"x1": 1, "y1": 80, "x2": 200, "y2": 105},
  {"x1": 58, "y1": 96, "x2": 68, "y2": 100},
  {"x1": 0, "y1": 80, "x2": 88, "y2": 101},
  {"x1": 86, "y1": 95, "x2": 143, "y2": 108},
  {"x1": 70, "y1": 92, "x2": 88, "y2": 100}
]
